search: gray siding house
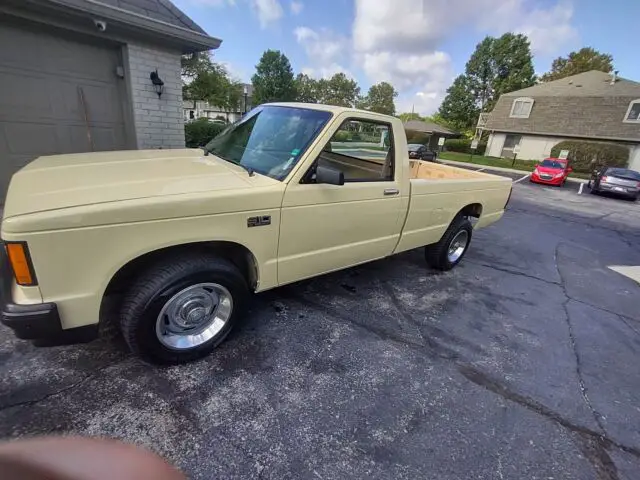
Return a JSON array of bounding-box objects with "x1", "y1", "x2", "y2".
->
[
  {"x1": 0, "y1": 0, "x2": 220, "y2": 196},
  {"x1": 484, "y1": 71, "x2": 640, "y2": 170}
]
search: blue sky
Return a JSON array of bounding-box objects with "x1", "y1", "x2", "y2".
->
[{"x1": 173, "y1": 0, "x2": 639, "y2": 115}]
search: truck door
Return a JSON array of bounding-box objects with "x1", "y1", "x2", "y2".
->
[{"x1": 277, "y1": 116, "x2": 405, "y2": 286}]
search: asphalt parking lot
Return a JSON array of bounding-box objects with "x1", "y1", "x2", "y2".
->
[{"x1": 1, "y1": 175, "x2": 639, "y2": 479}]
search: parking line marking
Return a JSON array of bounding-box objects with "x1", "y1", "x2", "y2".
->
[
  {"x1": 608, "y1": 266, "x2": 640, "y2": 284},
  {"x1": 476, "y1": 168, "x2": 486, "y2": 172},
  {"x1": 513, "y1": 174, "x2": 530, "y2": 183}
]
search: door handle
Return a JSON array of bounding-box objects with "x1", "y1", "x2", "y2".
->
[{"x1": 383, "y1": 188, "x2": 399, "y2": 196}]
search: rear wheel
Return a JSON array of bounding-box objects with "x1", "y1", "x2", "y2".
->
[
  {"x1": 119, "y1": 254, "x2": 248, "y2": 364},
  {"x1": 425, "y1": 216, "x2": 473, "y2": 271}
]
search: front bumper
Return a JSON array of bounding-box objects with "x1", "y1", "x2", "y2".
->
[
  {"x1": 0, "y1": 249, "x2": 96, "y2": 344},
  {"x1": 531, "y1": 173, "x2": 564, "y2": 185},
  {"x1": 1, "y1": 301, "x2": 62, "y2": 340}
]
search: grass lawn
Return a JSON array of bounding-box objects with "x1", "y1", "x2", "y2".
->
[{"x1": 438, "y1": 152, "x2": 591, "y2": 179}]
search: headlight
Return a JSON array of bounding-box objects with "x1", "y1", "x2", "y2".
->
[{"x1": 554, "y1": 172, "x2": 564, "y2": 178}]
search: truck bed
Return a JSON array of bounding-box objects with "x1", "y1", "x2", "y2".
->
[{"x1": 410, "y1": 160, "x2": 488, "y2": 180}]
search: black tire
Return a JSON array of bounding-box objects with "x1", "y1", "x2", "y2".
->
[
  {"x1": 425, "y1": 216, "x2": 473, "y2": 271},
  {"x1": 120, "y1": 254, "x2": 248, "y2": 364}
]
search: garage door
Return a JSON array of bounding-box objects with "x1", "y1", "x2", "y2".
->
[{"x1": 0, "y1": 23, "x2": 129, "y2": 197}]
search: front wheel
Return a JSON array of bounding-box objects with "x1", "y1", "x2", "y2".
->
[
  {"x1": 119, "y1": 254, "x2": 248, "y2": 364},
  {"x1": 425, "y1": 216, "x2": 473, "y2": 271}
]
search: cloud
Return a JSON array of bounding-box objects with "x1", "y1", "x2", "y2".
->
[
  {"x1": 219, "y1": 61, "x2": 249, "y2": 82},
  {"x1": 352, "y1": 0, "x2": 453, "y2": 54},
  {"x1": 512, "y1": 3, "x2": 578, "y2": 55},
  {"x1": 302, "y1": 64, "x2": 356, "y2": 80},
  {"x1": 294, "y1": 26, "x2": 352, "y2": 79},
  {"x1": 361, "y1": 51, "x2": 454, "y2": 114},
  {"x1": 251, "y1": 0, "x2": 283, "y2": 28},
  {"x1": 290, "y1": 0, "x2": 303, "y2": 15},
  {"x1": 349, "y1": 0, "x2": 578, "y2": 115}
]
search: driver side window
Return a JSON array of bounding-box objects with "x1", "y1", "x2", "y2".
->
[{"x1": 314, "y1": 119, "x2": 394, "y2": 182}]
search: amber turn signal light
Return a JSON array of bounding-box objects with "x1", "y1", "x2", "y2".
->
[{"x1": 5, "y1": 242, "x2": 37, "y2": 286}]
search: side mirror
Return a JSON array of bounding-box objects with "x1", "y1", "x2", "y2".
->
[
  {"x1": 316, "y1": 164, "x2": 344, "y2": 185},
  {"x1": 567, "y1": 167, "x2": 573, "y2": 172},
  {"x1": 535, "y1": 163, "x2": 540, "y2": 168}
]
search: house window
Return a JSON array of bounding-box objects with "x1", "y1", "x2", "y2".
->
[
  {"x1": 623, "y1": 100, "x2": 640, "y2": 123},
  {"x1": 509, "y1": 97, "x2": 534, "y2": 118},
  {"x1": 503, "y1": 134, "x2": 522, "y2": 149}
]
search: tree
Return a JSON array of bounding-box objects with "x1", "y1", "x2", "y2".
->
[
  {"x1": 540, "y1": 48, "x2": 614, "y2": 82},
  {"x1": 251, "y1": 50, "x2": 296, "y2": 105},
  {"x1": 315, "y1": 73, "x2": 360, "y2": 107},
  {"x1": 181, "y1": 51, "x2": 213, "y2": 79},
  {"x1": 438, "y1": 75, "x2": 479, "y2": 132},
  {"x1": 182, "y1": 52, "x2": 243, "y2": 115},
  {"x1": 438, "y1": 33, "x2": 535, "y2": 131},
  {"x1": 294, "y1": 73, "x2": 319, "y2": 103},
  {"x1": 360, "y1": 82, "x2": 397, "y2": 115},
  {"x1": 398, "y1": 112, "x2": 424, "y2": 122},
  {"x1": 465, "y1": 33, "x2": 535, "y2": 112},
  {"x1": 490, "y1": 33, "x2": 536, "y2": 103}
]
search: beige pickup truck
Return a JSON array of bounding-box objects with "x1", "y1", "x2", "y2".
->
[{"x1": 1, "y1": 103, "x2": 512, "y2": 363}]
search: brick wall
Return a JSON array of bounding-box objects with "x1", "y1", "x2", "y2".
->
[{"x1": 126, "y1": 42, "x2": 185, "y2": 149}]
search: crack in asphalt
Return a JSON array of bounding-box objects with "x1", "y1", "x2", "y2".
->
[
  {"x1": 0, "y1": 358, "x2": 127, "y2": 412},
  {"x1": 374, "y1": 252, "x2": 638, "y2": 478},
  {"x1": 560, "y1": 298, "x2": 608, "y2": 435},
  {"x1": 509, "y1": 206, "x2": 639, "y2": 253},
  {"x1": 458, "y1": 364, "x2": 630, "y2": 479},
  {"x1": 616, "y1": 314, "x2": 640, "y2": 337},
  {"x1": 297, "y1": 275, "x2": 640, "y2": 473},
  {"x1": 553, "y1": 244, "x2": 609, "y2": 438},
  {"x1": 465, "y1": 260, "x2": 561, "y2": 286}
]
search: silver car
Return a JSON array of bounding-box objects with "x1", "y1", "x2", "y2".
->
[{"x1": 589, "y1": 167, "x2": 640, "y2": 201}]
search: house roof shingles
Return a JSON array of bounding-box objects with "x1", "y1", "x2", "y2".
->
[
  {"x1": 502, "y1": 71, "x2": 640, "y2": 98},
  {"x1": 485, "y1": 71, "x2": 640, "y2": 142},
  {"x1": 100, "y1": 0, "x2": 207, "y2": 34}
]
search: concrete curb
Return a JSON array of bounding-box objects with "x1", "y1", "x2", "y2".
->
[{"x1": 440, "y1": 159, "x2": 588, "y2": 184}]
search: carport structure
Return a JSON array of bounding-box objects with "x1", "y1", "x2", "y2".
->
[{"x1": 403, "y1": 120, "x2": 458, "y2": 150}]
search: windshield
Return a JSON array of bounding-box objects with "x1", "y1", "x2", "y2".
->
[
  {"x1": 540, "y1": 159, "x2": 566, "y2": 169},
  {"x1": 606, "y1": 168, "x2": 640, "y2": 180},
  {"x1": 408, "y1": 144, "x2": 422, "y2": 151},
  {"x1": 205, "y1": 106, "x2": 332, "y2": 180}
]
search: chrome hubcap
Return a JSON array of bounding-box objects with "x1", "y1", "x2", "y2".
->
[
  {"x1": 156, "y1": 283, "x2": 233, "y2": 350},
  {"x1": 447, "y1": 230, "x2": 469, "y2": 263}
]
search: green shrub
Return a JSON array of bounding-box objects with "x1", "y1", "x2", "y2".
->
[
  {"x1": 444, "y1": 138, "x2": 487, "y2": 155},
  {"x1": 184, "y1": 118, "x2": 226, "y2": 148},
  {"x1": 333, "y1": 131, "x2": 350, "y2": 142},
  {"x1": 405, "y1": 130, "x2": 431, "y2": 145},
  {"x1": 549, "y1": 141, "x2": 629, "y2": 173}
]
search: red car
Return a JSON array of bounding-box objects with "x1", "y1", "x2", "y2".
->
[{"x1": 530, "y1": 158, "x2": 572, "y2": 186}]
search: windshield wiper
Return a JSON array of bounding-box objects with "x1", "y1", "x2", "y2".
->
[{"x1": 203, "y1": 146, "x2": 254, "y2": 176}]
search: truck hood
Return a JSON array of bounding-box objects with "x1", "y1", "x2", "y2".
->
[{"x1": 3, "y1": 149, "x2": 277, "y2": 219}]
